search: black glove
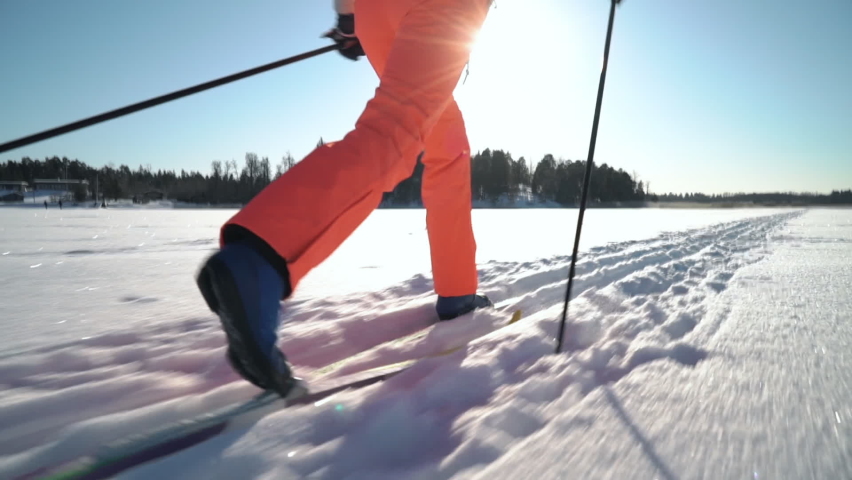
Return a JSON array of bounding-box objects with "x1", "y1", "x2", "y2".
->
[{"x1": 323, "y1": 14, "x2": 365, "y2": 61}]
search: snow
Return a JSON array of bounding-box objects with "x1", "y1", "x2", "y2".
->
[{"x1": 1, "y1": 206, "x2": 850, "y2": 479}]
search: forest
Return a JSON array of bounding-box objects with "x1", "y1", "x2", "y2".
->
[{"x1": 1, "y1": 149, "x2": 850, "y2": 207}]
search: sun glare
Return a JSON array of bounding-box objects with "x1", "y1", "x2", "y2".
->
[
  {"x1": 467, "y1": 1, "x2": 570, "y2": 82},
  {"x1": 456, "y1": 0, "x2": 576, "y2": 160}
]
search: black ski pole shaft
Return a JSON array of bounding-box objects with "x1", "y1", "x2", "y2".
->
[
  {"x1": 0, "y1": 43, "x2": 341, "y2": 155},
  {"x1": 556, "y1": 0, "x2": 620, "y2": 354}
]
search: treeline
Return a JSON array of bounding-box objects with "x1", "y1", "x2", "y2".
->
[
  {"x1": 380, "y1": 149, "x2": 648, "y2": 206},
  {"x1": 0, "y1": 149, "x2": 649, "y2": 206},
  {"x1": 0, "y1": 153, "x2": 297, "y2": 204},
  {"x1": 530, "y1": 154, "x2": 647, "y2": 205},
  {"x1": 3, "y1": 153, "x2": 849, "y2": 207},
  {"x1": 656, "y1": 190, "x2": 852, "y2": 205}
]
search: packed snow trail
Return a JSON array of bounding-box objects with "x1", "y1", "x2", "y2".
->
[
  {"x1": 310, "y1": 210, "x2": 798, "y2": 380},
  {"x1": 472, "y1": 208, "x2": 852, "y2": 480},
  {"x1": 0, "y1": 209, "x2": 819, "y2": 479}
]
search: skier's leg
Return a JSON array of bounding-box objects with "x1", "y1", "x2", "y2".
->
[
  {"x1": 221, "y1": 0, "x2": 491, "y2": 292},
  {"x1": 197, "y1": 0, "x2": 492, "y2": 394},
  {"x1": 421, "y1": 100, "x2": 477, "y2": 296},
  {"x1": 421, "y1": 99, "x2": 493, "y2": 319}
]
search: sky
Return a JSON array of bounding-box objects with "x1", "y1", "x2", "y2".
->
[{"x1": 0, "y1": 0, "x2": 849, "y2": 195}]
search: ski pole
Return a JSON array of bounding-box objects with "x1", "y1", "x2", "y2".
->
[
  {"x1": 556, "y1": 0, "x2": 622, "y2": 354},
  {"x1": 0, "y1": 43, "x2": 341, "y2": 155}
]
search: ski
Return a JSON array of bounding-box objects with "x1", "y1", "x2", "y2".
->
[
  {"x1": 20, "y1": 308, "x2": 523, "y2": 480},
  {"x1": 19, "y1": 362, "x2": 410, "y2": 480}
]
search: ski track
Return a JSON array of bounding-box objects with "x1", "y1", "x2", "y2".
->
[{"x1": 0, "y1": 210, "x2": 804, "y2": 478}]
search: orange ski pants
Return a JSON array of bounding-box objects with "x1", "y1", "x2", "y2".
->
[{"x1": 221, "y1": 0, "x2": 491, "y2": 297}]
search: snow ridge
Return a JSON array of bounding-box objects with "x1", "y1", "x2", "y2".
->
[{"x1": 0, "y1": 210, "x2": 803, "y2": 479}]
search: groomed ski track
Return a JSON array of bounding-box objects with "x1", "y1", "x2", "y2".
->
[{"x1": 0, "y1": 210, "x2": 811, "y2": 478}]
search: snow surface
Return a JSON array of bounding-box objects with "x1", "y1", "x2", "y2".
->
[{"x1": 1, "y1": 207, "x2": 850, "y2": 479}]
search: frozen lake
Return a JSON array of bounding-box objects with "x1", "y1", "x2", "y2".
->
[
  {"x1": 0, "y1": 206, "x2": 791, "y2": 356},
  {"x1": 3, "y1": 205, "x2": 851, "y2": 480}
]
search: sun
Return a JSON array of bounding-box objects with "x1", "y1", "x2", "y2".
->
[
  {"x1": 455, "y1": 0, "x2": 576, "y2": 159},
  {"x1": 465, "y1": 0, "x2": 570, "y2": 77}
]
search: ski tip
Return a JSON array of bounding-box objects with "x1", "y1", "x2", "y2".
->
[{"x1": 508, "y1": 310, "x2": 522, "y2": 324}]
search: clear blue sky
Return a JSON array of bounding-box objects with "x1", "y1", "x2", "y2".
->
[{"x1": 1, "y1": 0, "x2": 849, "y2": 195}]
